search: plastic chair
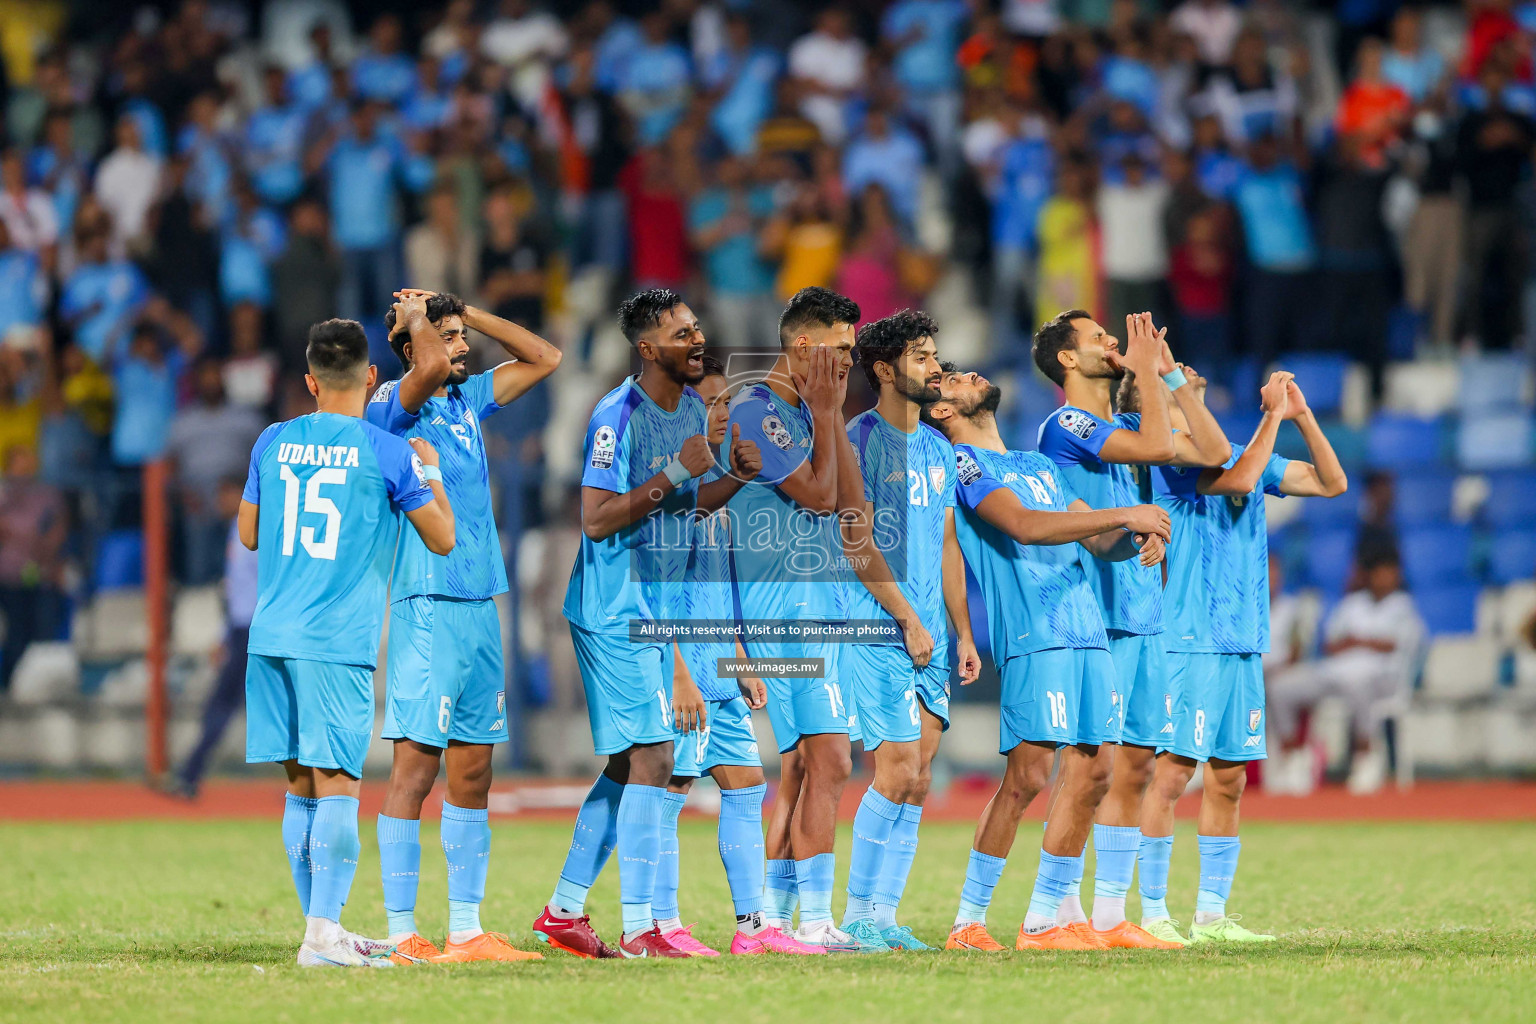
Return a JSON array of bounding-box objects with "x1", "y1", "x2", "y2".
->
[
  {"x1": 1367, "y1": 413, "x2": 1447, "y2": 469},
  {"x1": 1456, "y1": 410, "x2": 1534, "y2": 471},
  {"x1": 92, "y1": 530, "x2": 144, "y2": 591},
  {"x1": 1458, "y1": 352, "x2": 1532, "y2": 414},
  {"x1": 1274, "y1": 352, "x2": 1349, "y2": 415},
  {"x1": 1392, "y1": 470, "x2": 1457, "y2": 526},
  {"x1": 1413, "y1": 582, "x2": 1481, "y2": 635},
  {"x1": 1488, "y1": 530, "x2": 1536, "y2": 586},
  {"x1": 1400, "y1": 523, "x2": 1474, "y2": 587},
  {"x1": 1483, "y1": 470, "x2": 1536, "y2": 529},
  {"x1": 1303, "y1": 527, "x2": 1359, "y2": 596}
]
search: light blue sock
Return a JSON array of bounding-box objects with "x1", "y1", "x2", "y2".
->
[
  {"x1": 652, "y1": 791, "x2": 687, "y2": 922},
  {"x1": 873, "y1": 803, "x2": 923, "y2": 930},
  {"x1": 796, "y1": 853, "x2": 836, "y2": 927},
  {"x1": 282, "y1": 794, "x2": 317, "y2": 916},
  {"x1": 377, "y1": 813, "x2": 421, "y2": 936},
  {"x1": 442, "y1": 802, "x2": 490, "y2": 937},
  {"x1": 1066, "y1": 850, "x2": 1085, "y2": 899},
  {"x1": 765, "y1": 858, "x2": 798, "y2": 923},
  {"x1": 308, "y1": 795, "x2": 360, "y2": 923},
  {"x1": 616, "y1": 784, "x2": 667, "y2": 935},
  {"x1": 718, "y1": 785, "x2": 766, "y2": 917},
  {"x1": 1092, "y1": 824, "x2": 1140, "y2": 900},
  {"x1": 1196, "y1": 835, "x2": 1241, "y2": 919},
  {"x1": 551, "y1": 773, "x2": 623, "y2": 914},
  {"x1": 1025, "y1": 850, "x2": 1078, "y2": 926},
  {"x1": 955, "y1": 849, "x2": 1006, "y2": 925},
  {"x1": 1138, "y1": 834, "x2": 1174, "y2": 922},
  {"x1": 844, "y1": 788, "x2": 901, "y2": 926}
]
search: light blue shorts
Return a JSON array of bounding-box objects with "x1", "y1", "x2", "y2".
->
[
  {"x1": 846, "y1": 644, "x2": 951, "y2": 750},
  {"x1": 998, "y1": 646, "x2": 1120, "y2": 752},
  {"x1": 383, "y1": 597, "x2": 506, "y2": 747},
  {"x1": 1167, "y1": 652, "x2": 1268, "y2": 763},
  {"x1": 672, "y1": 696, "x2": 763, "y2": 777},
  {"x1": 1107, "y1": 630, "x2": 1174, "y2": 749},
  {"x1": 246, "y1": 655, "x2": 374, "y2": 779},
  {"x1": 741, "y1": 635, "x2": 850, "y2": 754},
  {"x1": 570, "y1": 625, "x2": 673, "y2": 756}
]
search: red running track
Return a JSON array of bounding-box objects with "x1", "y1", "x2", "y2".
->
[{"x1": 1, "y1": 777, "x2": 1533, "y2": 823}]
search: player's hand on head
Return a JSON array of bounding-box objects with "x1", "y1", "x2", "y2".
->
[
  {"x1": 901, "y1": 616, "x2": 934, "y2": 669},
  {"x1": 679, "y1": 434, "x2": 715, "y2": 478},
  {"x1": 729, "y1": 424, "x2": 762, "y2": 481},
  {"x1": 957, "y1": 638, "x2": 981, "y2": 685},
  {"x1": 392, "y1": 291, "x2": 430, "y2": 329},
  {"x1": 392, "y1": 288, "x2": 437, "y2": 301},
  {"x1": 408, "y1": 437, "x2": 440, "y2": 468},
  {"x1": 1283, "y1": 378, "x2": 1310, "y2": 420},
  {"x1": 739, "y1": 676, "x2": 767, "y2": 709},
  {"x1": 1259, "y1": 370, "x2": 1293, "y2": 414},
  {"x1": 1125, "y1": 503, "x2": 1171, "y2": 541}
]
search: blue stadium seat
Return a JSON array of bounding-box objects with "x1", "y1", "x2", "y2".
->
[
  {"x1": 1302, "y1": 527, "x2": 1358, "y2": 596},
  {"x1": 1218, "y1": 408, "x2": 1262, "y2": 448},
  {"x1": 1367, "y1": 413, "x2": 1447, "y2": 469},
  {"x1": 93, "y1": 530, "x2": 144, "y2": 591},
  {"x1": 1483, "y1": 470, "x2": 1536, "y2": 529},
  {"x1": 1300, "y1": 484, "x2": 1361, "y2": 529},
  {"x1": 1276, "y1": 352, "x2": 1348, "y2": 415},
  {"x1": 1413, "y1": 583, "x2": 1479, "y2": 635},
  {"x1": 1458, "y1": 352, "x2": 1532, "y2": 414},
  {"x1": 1457, "y1": 410, "x2": 1534, "y2": 471},
  {"x1": 1392, "y1": 470, "x2": 1457, "y2": 526},
  {"x1": 1400, "y1": 523, "x2": 1474, "y2": 587},
  {"x1": 1488, "y1": 530, "x2": 1536, "y2": 585}
]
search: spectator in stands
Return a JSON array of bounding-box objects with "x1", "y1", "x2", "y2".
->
[
  {"x1": 60, "y1": 207, "x2": 149, "y2": 365},
  {"x1": 1233, "y1": 132, "x2": 1315, "y2": 368},
  {"x1": 1356, "y1": 469, "x2": 1399, "y2": 567},
  {"x1": 0, "y1": 444, "x2": 67, "y2": 692},
  {"x1": 245, "y1": 65, "x2": 308, "y2": 207},
  {"x1": 173, "y1": 476, "x2": 257, "y2": 797},
  {"x1": 788, "y1": 7, "x2": 867, "y2": 145},
  {"x1": 558, "y1": 46, "x2": 631, "y2": 276},
  {"x1": 882, "y1": 0, "x2": 970, "y2": 176},
  {"x1": 1098, "y1": 153, "x2": 1170, "y2": 330},
  {"x1": 617, "y1": 11, "x2": 693, "y2": 147},
  {"x1": 619, "y1": 145, "x2": 690, "y2": 291},
  {"x1": 406, "y1": 183, "x2": 479, "y2": 299},
  {"x1": 269, "y1": 197, "x2": 341, "y2": 375},
  {"x1": 1170, "y1": 0, "x2": 1242, "y2": 67},
  {"x1": 167, "y1": 359, "x2": 263, "y2": 585},
  {"x1": 1314, "y1": 134, "x2": 1394, "y2": 397},
  {"x1": 1167, "y1": 203, "x2": 1234, "y2": 377},
  {"x1": 1268, "y1": 548, "x2": 1426, "y2": 795},
  {"x1": 0, "y1": 148, "x2": 59, "y2": 267},
  {"x1": 1262, "y1": 555, "x2": 1316, "y2": 794},
  {"x1": 0, "y1": 347, "x2": 41, "y2": 463},
  {"x1": 1203, "y1": 28, "x2": 1300, "y2": 146},
  {"x1": 689, "y1": 155, "x2": 776, "y2": 350},
  {"x1": 1034, "y1": 155, "x2": 1099, "y2": 320},
  {"x1": 836, "y1": 184, "x2": 924, "y2": 326},
  {"x1": 705, "y1": 12, "x2": 781, "y2": 158},
  {"x1": 0, "y1": 218, "x2": 46, "y2": 349},
  {"x1": 1381, "y1": 5, "x2": 1446, "y2": 103},
  {"x1": 352, "y1": 13, "x2": 417, "y2": 106},
  {"x1": 479, "y1": 183, "x2": 553, "y2": 333},
  {"x1": 762, "y1": 179, "x2": 843, "y2": 300},
  {"x1": 93, "y1": 116, "x2": 161, "y2": 256},
  {"x1": 221, "y1": 302, "x2": 277, "y2": 413},
  {"x1": 1402, "y1": 84, "x2": 1462, "y2": 349},
  {"x1": 843, "y1": 106, "x2": 926, "y2": 231},
  {"x1": 1335, "y1": 37, "x2": 1411, "y2": 169}
]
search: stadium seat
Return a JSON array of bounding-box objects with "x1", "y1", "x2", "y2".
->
[
  {"x1": 1217, "y1": 408, "x2": 1262, "y2": 448},
  {"x1": 1392, "y1": 470, "x2": 1457, "y2": 526},
  {"x1": 1414, "y1": 582, "x2": 1481, "y2": 636},
  {"x1": 1302, "y1": 527, "x2": 1358, "y2": 596},
  {"x1": 1497, "y1": 581, "x2": 1536, "y2": 644},
  {"x1": 1366, "y1": 413, "x2": 1448, "y2": 469},
  {"x1": 1419, "y1": 636, "x2": 1501, "y2": 700},
  {"x1": 1482, "y1": 469, "x2": 1536, "y2": 529},
  {"x1": 1297, "y1": 485, "x2": 1361, "y2": 530},
  {"x1": 1384, "y1": 359, "x2": 1459, "y2": 417},
  {"x1": 93, "y1": 530, "x2": 144, "y2": 591},
  {"x1": 171, "y1": 588, "x2": 225, "y2": 658},
  {"x1": 1272, "y1": 352, "x2": 1348, "y2": 414},
  {"x1": 1458, "y1": 351, "x2": 1533, "y2": 414},
  {"x1": 1456, "y1": 410, "x2": 1534, "y2": 471},
  {"x1": 1488, "y1": 529, "x2": 1536, "y2": 586},
  {"x1": 1400, "y1": 523, "x2": 1474, "y2": 587}
]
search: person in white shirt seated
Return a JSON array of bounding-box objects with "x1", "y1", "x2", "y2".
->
[{"x1": 1267, "y1": 548, "x2": 1425, "y2": 795}]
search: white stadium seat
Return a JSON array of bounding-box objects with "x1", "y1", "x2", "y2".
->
[{"x1": 1419, "y1": 637, "x2": 1501, "y2": 702}]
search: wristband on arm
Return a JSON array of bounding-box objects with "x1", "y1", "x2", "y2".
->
[
  {"x1": 662, "y1": 457, "x2": 692, "y2": 489},
  {"x1": 421, "y1": 464, "x2": 442, "y2": 483},
  {"x1": 1161, "y1": 368, "x2": 1188, "y2": 391}
]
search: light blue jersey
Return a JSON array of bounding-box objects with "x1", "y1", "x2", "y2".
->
[
  {"x1": 243, "y1": 413, "x2": 434, "y2": 668},
  {"x1": 951, "y1": 445, "x2": 1107, "y2": 659},
  {"x1": 727, "y1": 382, "x2": 850, "y2": 623},
  {"x1": 1155, "y1": 443, "x2": 1289, "y2": 654},
  {"x1": 366, "y1": 369, "x2": 507, "y2": 601},
  {"x1": 1037, "y1": 405, "x2": 1164, "y2": 635},
  {"x1": 562, "y1": 377, "x2": 707, "y2": 633},
  {"x1": 682, "y1": 466, "x2": 741, "y2": 702},
  {"x1": 845, "y1": 410, "x2": 955, "y2": 650}
]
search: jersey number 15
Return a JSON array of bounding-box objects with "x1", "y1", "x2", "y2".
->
[{"x1": 280, "y1": 465, "x2": 346, "y2": 561}]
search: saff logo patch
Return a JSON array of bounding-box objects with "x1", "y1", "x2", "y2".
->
[
  {"x1": 410, "y1": 452, "x2": 427, "y2": 486},
  {"x1": 763, "y1": 415, "x2": 793, "y2": 451},
  {"x1": 1058, "y1": 409, "x2": 1096, "y2": 440},
  {"x1": 956, "y1": 450, "x2": 981, "y2": 485},
  {"x1": 371, "y1": 379, "x2": 399, "y2": 404},
  {"x1": 591, "y1": 424, "x2": 616, "y2": 469}
]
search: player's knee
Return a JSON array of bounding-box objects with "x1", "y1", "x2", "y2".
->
[
  {"x1": 805, "y1": 742, "x2": 852, "y2": 786},
  {"x1": 1152, "y1": 761, "x2": 1196, "y2": 802},
  {"x1": 1208, "y1": 767, "x2": 1246, "y2": 803},
  {"x1": 1004, "y1": 757, "x2": 1050, "y2": 805},
  {"x1": 1119, "y1": 753, "x2": 1154, "y2": 792},
  {"x1": 1082, "y1": 757, "x2": 1114, "y2": 800},
  {"x1": 909, "y1": 766, "x2": 933, "y2": 806}
]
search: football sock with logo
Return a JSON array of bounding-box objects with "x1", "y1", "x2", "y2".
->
[
  {"x1": 1091, "y1": 824, "x2": 1141, "y2": 930},
  {"x1": 442, "y1": 802, "x2": 490, "y2": 943},
  {"x1": 1138, "y1": 833, "x2": 1174, "y2": 923},
  {"x1": 377, "y1": 813, "x2": 421, "y2": 938},
  {"x1": 765, "y1": 859, "x2": 798, "y2": 925},
  {"x1": 796, "y1": 853, "x2": 836, "y2": 927},
  {"x1": 308, "y1": 795, "x2": 361, "y2": 924},
  {"x1": 616, "y1": 784, "x2": 667, "y2": 937},
  {"x1": 843, "y1": 788, "x2": 901, "y2": 927},
  {"x1": 651, "y1": 791, "x2": 687, "y2": 926},
  {"x1": 283, "y1": 794, "x2": 317, "y2": 917},
  {"x1": 1194, "y1": 834, "x2": 1241, "y2": 924},
  {"x1": 1023, "y1": 850, "x2": 1079, "y2": 933},
  {"x1": 954, "y1": 849, "x2": 1006, "y2": 927},
  {"x1": 719, "y1": 785, "x2": 767, "y2": 917},
  {"x1": 873, "y1": 803, "x2": 924, "y2": 930},
  {"x1": 549, "y1": 773, "x2": 622, "y2": 916}
]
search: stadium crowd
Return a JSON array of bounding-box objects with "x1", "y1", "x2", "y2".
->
[{"x1": 0, "y1": 0, "x2": 1533, "y2": 782}]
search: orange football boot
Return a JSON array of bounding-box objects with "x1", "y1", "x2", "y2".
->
[
  {"x1": 388, "y1": 933, "x2": 442, "y2": 965},
  {"x1": 1093, "y1": 921, "x2": 1184, "y2": 949},
  {"x1": 1015, "y1": 924, "x2": 1099, "y2": 950},
  {"x1": 946, "y1": 923, "x2": 1006, "y2": 951},
  {"x1": 433, "y1": 932, "x2": 545, "y2": 963},
  {"x1": 1063, "y1": 922, "x2": 1111, "y2": 949}
]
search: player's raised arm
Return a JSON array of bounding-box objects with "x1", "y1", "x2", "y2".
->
[
  {"x1": 942, "y1": 509, "x2": 981, "y2": 684},
  {"x1": 1200, "y1": 371, "x2": 1292, "y2": 497},
  {"x1": 400, "y1": 438, "x2": 456, "y2": 555},
  {"x1": 582, "y1": 434, "x2": 712, "y2": 540},
  {"x1": 458, "y1": 299, "x2": 563, "y2": 406},
  {"x1": 1276, "y1": 380, "x2": 1349, "y2": 498},
  {"x1": 387, "y1": 292, "x2": 453, "y2": 415},
  {"x1": 972, "y1": 486, "x2": 1170, "y2": 547},
  {"x1": 1093, "y1": 313, "x2": 1177, "y2": 465},
  {"x1": 1074, "y1": 500, "x2": 1166, "y2": 565},
  {"x1": 1164, "y1": 353, "x2": 1232, "y2": 467}
]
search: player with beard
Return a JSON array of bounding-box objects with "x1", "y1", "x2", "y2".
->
[
  {"x1": 920, "y1": 364, "x2": 1173, "y2": 951},
  {"x1": 535, "y1": 289, "x2": 754, "y2": 959},
  {"x1": 368, "y1": 290, "x2": 561, "y2": 964},
  {"x1": 1032, "y1": 311, "x2": 1229, "y2": 948},
  {"x1": 837, "y1": 312, "x2": 981, "y2": 951}
]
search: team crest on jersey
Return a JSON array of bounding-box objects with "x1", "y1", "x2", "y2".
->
[
  {"x1": 370, "y1": 379, "x2": 398, "y2": 404},
  {"x1": 1165, "y1": 694, "x2": 1173, "y2": 718},
  {"x1": 1058, "y1": 409, "x2": 1096, "y2": 440},
  {"x1": 763, "y1": 415, "x2": 793, "y2": 451},
  {"x1": 497, "y1": 691, "x2": 505, "y2": 715},
  {"x1": 591, "y1": 425, "x2": 617, "y2": 469},
  {"x1": 928, "y1": 465, "x2": 945, "y2": 494},
  {"x1": 1249, "y1": 709, "x2": 1263, "y2": 732},
  {"x1": 956, "y1": 450, "x2": 981, "y2": 485}
]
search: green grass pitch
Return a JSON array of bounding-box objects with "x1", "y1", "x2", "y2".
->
[{"x1": 4, "y1": 818, "x2": 1534, "y2": 1023}]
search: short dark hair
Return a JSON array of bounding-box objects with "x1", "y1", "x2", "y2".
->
[
  {"x1": 617, "y1": 288, "x2": 684, "y2": 344},
  {"x1": 306, "y1": 318, "x2": 370, "y2": 387},
  {"x1": 778, "y1": 286, "x2": 860, "y2": 347},
  {"x1": 385, "y1": 292, "x2": 467, "y2": 368},
  {"x1": 701, "y1": 354, "x2": 725, "y2": 379},
  {"x1": 855, "y1": 309, "x2": 938, "y2": 391},
  {"x1": 917, "y1": 360, "x2": 960, "y2": 428},
  {"x1": 1032, "y1": 308, "x2": 1089, "y2": 387}
]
